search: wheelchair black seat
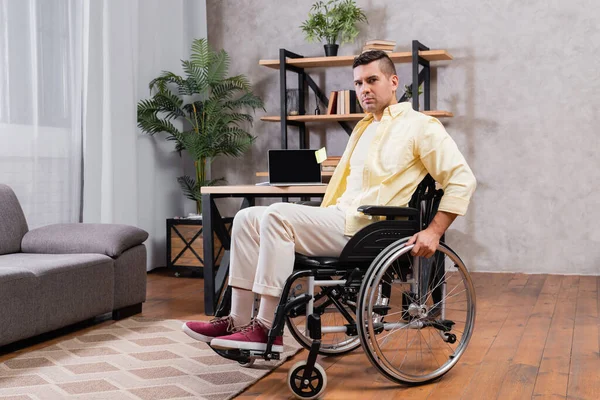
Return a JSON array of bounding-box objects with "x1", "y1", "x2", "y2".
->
[{"x1": 294, "y1": 253, "x2": 340, "y2": 268}]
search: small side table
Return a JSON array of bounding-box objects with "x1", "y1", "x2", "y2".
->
[{"x1": 166, "y1": 217, "x2": 233, "y2": 278}]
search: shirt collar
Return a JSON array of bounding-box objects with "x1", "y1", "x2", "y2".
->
[{"x1": 361, "y1": 101, "x2": 412, "y2": 122}]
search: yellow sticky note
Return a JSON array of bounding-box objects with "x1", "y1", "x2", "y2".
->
[{"x1": 315, "y1": 147, "x2": 327, "y2": 164}]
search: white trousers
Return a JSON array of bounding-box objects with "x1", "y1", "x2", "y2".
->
[{"x1": 228, "y1": 203, "x2": 350, "y2": 298}]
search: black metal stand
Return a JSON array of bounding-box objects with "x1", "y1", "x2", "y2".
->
[
  {"x1": 278, "y1": 49, "x2": 353, "y2": 149},
  {"x1": 410, "y1": 40, "x2": 431, "y2": 112}
]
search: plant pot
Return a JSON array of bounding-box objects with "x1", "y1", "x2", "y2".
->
[{"x1": 324, "y1": 44, "x2": 339, "y2": 57}]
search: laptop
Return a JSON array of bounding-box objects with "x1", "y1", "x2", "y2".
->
[{"x1": 257, "y1": 149, "x2": 325, "y2": 186}]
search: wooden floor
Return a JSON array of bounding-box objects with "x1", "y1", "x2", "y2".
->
[{"x1": 2, "y1": 269, "x2": 600, "y2": 399}]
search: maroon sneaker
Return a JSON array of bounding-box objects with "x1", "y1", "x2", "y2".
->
[
  {"x1": 210, "y1": 320, "x2": 284, "y2": 353},
  {"x1": 182, "y1": 317, "x2": 235, "y2": 343}
]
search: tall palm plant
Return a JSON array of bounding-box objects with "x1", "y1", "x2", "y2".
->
[{"x1": 137, "y1": 38, "x2": 264, "y2": 214}]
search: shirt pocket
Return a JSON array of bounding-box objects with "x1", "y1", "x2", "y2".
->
[{"x1": 378, "y1": 133, "x2": 414, "y2": 172}]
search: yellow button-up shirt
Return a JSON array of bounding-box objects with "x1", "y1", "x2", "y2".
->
[{"x1": 321, "y1": 102, "x2": 477, "y2": 236}]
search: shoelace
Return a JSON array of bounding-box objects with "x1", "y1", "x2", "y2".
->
[
  {"x1": 209, "y1": 316, "x2": 235, "y2": 333},
  {"x1": 232, "y1": 319, "x2": 264, "y2": 337}
]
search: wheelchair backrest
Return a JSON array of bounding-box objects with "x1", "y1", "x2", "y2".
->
[
  {"x1": 338, "y1": 174, "x2": 444, "y2": 265},
  {"x1": 409, "y1": 174, "x2": 444, "y2": 231}
]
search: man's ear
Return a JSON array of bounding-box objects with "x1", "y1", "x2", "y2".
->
[{"x1": 391, "y1": 74, "x2": 399, "y2": 90}]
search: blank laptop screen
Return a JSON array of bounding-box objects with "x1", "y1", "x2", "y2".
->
[{"x1": 268, "y1": 149, "x2": 322, "y2": 184}]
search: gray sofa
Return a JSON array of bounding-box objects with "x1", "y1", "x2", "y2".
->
[{"x1": 0, "y1": 184, "x2": 148, "y2": 347}]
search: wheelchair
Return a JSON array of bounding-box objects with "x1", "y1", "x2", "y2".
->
[{"x1": 211, "y1": 175, "x2": 476, "y2": 399}]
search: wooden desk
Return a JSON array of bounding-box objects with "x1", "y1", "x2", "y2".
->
[{"x1": 200, "y1": 185, "x2": 327, "y2": 315}]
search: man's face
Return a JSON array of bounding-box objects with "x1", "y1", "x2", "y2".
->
[{"x1": 353, "y1": 60, "x2": 399, "y2": 114}]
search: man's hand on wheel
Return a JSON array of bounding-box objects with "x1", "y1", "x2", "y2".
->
[{"x1": 407, "y1": 229, "x2": 441, "y2": 258}]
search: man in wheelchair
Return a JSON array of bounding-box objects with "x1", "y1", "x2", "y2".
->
[{"x1": 183, "y1": 50, "x2": 476, "y2": 393}]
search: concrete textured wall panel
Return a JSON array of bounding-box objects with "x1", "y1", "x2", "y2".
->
[{"x1": 206, "y1": 0, "x2": 600, "y2": 274}]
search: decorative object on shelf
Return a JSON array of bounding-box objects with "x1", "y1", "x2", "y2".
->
[
  {"x1": 300, "y1": 0, "x2": 368, "y2": 57},
  {"x1": 137, "y1": 38, "x2": 265, "y2": 215},
  {"x1": 404, "y1": 83, "x2": 423, "y2": 100},
  {"x1": 286, "y1": 88, "x2": 300, "y2": 116}
]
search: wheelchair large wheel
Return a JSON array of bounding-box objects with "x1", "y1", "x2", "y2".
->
[
  {"x1": 285, "y1": 275, "x2": 361, "y2": 355},
  {"x1": 357, "y1": 240, "x2": 476, "y2": 385}
]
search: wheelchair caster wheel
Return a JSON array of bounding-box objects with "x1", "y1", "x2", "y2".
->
[
  {"x1": 238, "y1": 358, "x2": 255, "y2": 368},
  {"x1": 288, "y1": 361, "x2": 327, "y2": 399},
  {"x1": 445, "y1": 333, "x2": 457, "y2": 344}
]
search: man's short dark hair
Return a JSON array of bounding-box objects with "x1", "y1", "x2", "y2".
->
[{"x1": 352, "y1": 50, "x2": 397, "y2": 77}]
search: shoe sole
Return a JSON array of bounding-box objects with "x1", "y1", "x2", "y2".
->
[
  {"x1": 210, "y1": 338, "x2": 284, "y2": 353},
  {"x1": 181, "y1": 323, "x2": 214, "y2": 343}
]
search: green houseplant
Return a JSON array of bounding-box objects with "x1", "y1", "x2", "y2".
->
[
  {"x1": 404, "y1": 83, "x2": 423, "y2": 100},
  {"x1": 137, "y1": 38, "x2": 264, "y2": 215},
  {"x1": 300, "y1": 0, "x2": 368, "y2": 56}
]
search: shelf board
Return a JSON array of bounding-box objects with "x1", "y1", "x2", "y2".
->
[
  {"x1": 259, "y1": 50, "x2": 452, "y2": 69},
  {"x1": 256, "y1": 171, "x2": 334, "y2": 177},
  {"x1": 261, "y1": 111, "x2": 453, "y2": 123}
]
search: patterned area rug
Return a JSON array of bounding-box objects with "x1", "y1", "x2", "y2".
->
[{"x1": 0, "y1": 317, "x2": 302, "y2": 400}]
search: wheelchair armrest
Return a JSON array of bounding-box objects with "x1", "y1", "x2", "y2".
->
[{"x1": 357, "y1": 205, "x2": 419, "y2": 218}]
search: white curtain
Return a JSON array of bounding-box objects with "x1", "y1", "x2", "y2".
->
[
  {"x1": 82, "y1": 0, "x2": 207, "y2": 270},
  {"x1": 0, "y1": 0, "x2": 207, "y2": 269},
  {"x1": 82, "y1": 0, "x2": 140, "y2": 226},
  {"x1": 0, "y1": 0, "x2": 83, "y2": 228}
]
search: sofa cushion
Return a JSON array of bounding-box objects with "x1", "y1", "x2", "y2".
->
[
  {"x1": 0, "y1": 252, "x2": 113, "y2": 276},
  {"x1": 0, "y1": 184, "x2": 29, "y2": 255},
  {"x1": 21, "y1": 223, "x2": 149, "y2": 258},
  {"x1": 0, "y1": 253, "x2": 115, "y2": 346}
]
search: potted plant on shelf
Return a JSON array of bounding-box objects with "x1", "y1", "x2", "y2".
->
[
  {"x1": 404, "y1": 83, "x2": 423, "y2": 102},
  {"x1": 137, "y1": 38, "x2": 264, "y2": 274},
  {"x1": 300, "y1": 0, "x2": 368, "y2": 57}
]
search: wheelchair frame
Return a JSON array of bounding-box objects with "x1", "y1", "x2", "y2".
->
[{"x1": 210, "y1": 175, "x2": 476, "y2": 399}]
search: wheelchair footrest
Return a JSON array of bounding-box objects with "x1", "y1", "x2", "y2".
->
[
  {"x1": 372, "y1": 305, "x2": 391, "y2": 315},
  {"x1": 208, "y1": 346, "x2": 281, "y2": 362},
  {"x1": 426, "y1": 319, "x2": 456, "y2": 332}
]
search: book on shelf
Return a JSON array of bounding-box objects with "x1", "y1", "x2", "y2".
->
[
  {"x1": 345, "y1": 90, "x2": 354, "y2": 114},
  {"x1": 362, "y1": 39, "x2": 396, "y2": 54},
  {"x1": 326, "y1": 91, "x2": 338, "y2": 115},
  {"x1": 322, "y1": 156, "x2": 341, "y2": 167},
  {"x1": 364, "y1": 44, "x2": 395, "y2": 50},
  {"x1": 362, "y1": 47, "x2": 394, "y2": 54},
  {"x1": 329, "y1": 90, "x2": 362, "y2": 115},
  {"x1": 365, "y1": 39, "x2": 396, "y2": 46}
]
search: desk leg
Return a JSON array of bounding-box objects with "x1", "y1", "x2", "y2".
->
[
  {"x1": 203, "y1": 194, "x2": 235, "y2": 316},
  {"x1": 214, "y1": 196, "x2": 255, "y2": 316},
  {"x1": 202, "y1": 194, "x2": 216, "y2": 316},
  {"x1": 241, "y1": 197, "x2": 255, "y2": 208}
]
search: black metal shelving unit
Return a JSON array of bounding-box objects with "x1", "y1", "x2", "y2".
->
[{"x1": 275, "y1": 40, "x2": 436, "y2": 150}]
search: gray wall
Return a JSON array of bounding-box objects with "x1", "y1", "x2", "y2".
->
[{"x1": 207, "y1": 0, "x2": 600, "y2": 275}]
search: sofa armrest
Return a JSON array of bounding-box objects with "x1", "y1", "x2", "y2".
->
[{"x1": 21, "y1": 224, "x2": 149, "y2": 258}]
